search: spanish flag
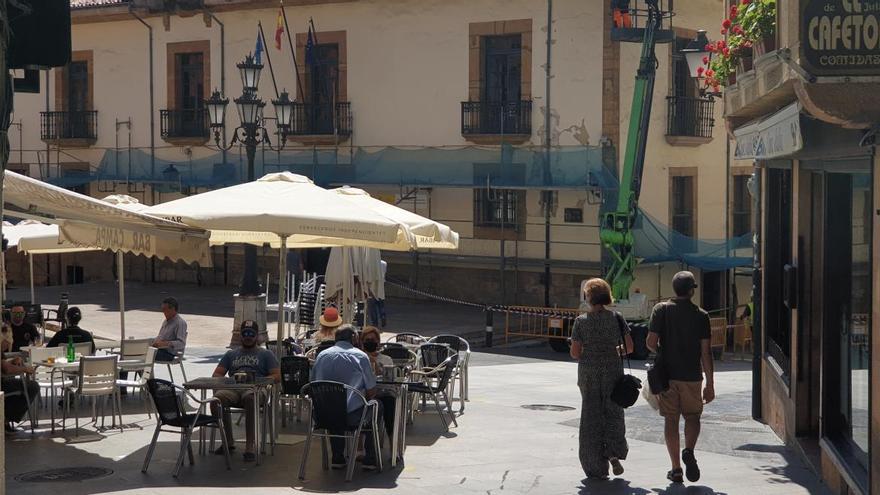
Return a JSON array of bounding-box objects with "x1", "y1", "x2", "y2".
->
[{"x1": 274, "y1": 9, "x2": 284, "y2": 50}]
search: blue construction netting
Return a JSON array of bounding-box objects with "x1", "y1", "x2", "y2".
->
[{"x1": 46, "y1": 144, "x2": 752, "y2": 271}]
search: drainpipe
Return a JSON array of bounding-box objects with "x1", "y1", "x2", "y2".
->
[
  {"x1": 204, "y1": 10, "x2": 226, "y2": 163},
  {"x1": 543, "y1": 0, "x2": 553, "y2": 307},
  {"x1": 129, "y1": 7, "x2": 155, "y2": 182}
]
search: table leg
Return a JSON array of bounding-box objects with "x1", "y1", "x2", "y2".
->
[
  {"x1": 391, "y1": 391, "x2": 401, "y2": 467},
  {"x1": 50, "y1": 369, "x2": 57, "y2": 433},
  {"x1": 255, "y1": 386, "x2": 262, "y2": 465},
  {"x1": 22, "y1": 375, "x2": 35, "y2": 433},
  {"x1": 199, "y1": 389, "x2": 207, "y2": 455},
  {"x1": 399, "y1": 385, "x2": 408, "y2": 460}
]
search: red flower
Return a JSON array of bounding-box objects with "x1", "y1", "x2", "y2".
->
[
  {"x1": 720, "y1": 28, "x2": 728, "y2": 35},
  {"x1": 733, "y1": 25, "x2": 744, "y2": 35},
  {"x1": 705, "y1": 43, "x2": 715, "y2": 53},
  {"x1": 722, "y1": 47, "x2": 731, "y2": 56},
  {"x1": 741, "y1": 0, "x2": 750, "y2": 4},
  {"x1": 697, "y1": 66, "x2": 705, "y2": 76},
  {"x1": 713, "y1": 84, "x2": 721, "y2": 92},
  {"x1": 730, "y1": 6, "x2": 738, "y2": 17},
  {"x1": 722, "y1": 19, "x2": 732, "y2": 29},
  {"x1": 705, "y1": 69, "x2": 715, "y2": 78},
  {"x1": 717, "y1": 40, "x2": 727, "y2": 49}
]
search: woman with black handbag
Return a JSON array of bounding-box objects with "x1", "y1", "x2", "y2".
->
[{"x1": 570, "y1": 278, "x2": 634, "y2": 480}]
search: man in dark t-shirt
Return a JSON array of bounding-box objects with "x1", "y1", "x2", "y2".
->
[
  {"x1": 47, "y1": 307, "x2": 95, "y2": 354},
  {"x1": 9, "y1": 305, "x2": 39, "y2": 352},
  {"x1": 647, "y1": 271, "x2": 714, "y2": 485}
]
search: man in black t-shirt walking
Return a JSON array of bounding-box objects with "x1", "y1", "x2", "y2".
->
[{"x1": 647, "y1": 271, "x2": 715, "y2": 484}]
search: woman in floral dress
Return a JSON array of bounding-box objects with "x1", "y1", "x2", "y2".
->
[{"x1": 570, "y1": 278, "x2": 634, "y2": 479}]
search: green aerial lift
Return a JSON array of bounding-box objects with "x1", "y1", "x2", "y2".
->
[{"x1": 598, "y1": 1, "x2": 675, "y2": 355}]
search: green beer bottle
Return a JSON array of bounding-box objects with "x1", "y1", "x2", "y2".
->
[{"x1": 67, "y1": 335, "x2": 75, "y2": 362}]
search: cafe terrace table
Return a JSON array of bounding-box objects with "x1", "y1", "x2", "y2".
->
[
  {"x1": 376, "y1": 380, "x2": 409, "y2": 468},
  {"x1": 40, "y1": 357, "x2": 151, "y2": 433},
  {"x1": 183, "y1": 376, "x2": 275, "y2": 465}
]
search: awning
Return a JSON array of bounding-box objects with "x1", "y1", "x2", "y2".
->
[
  {"x1": 733, "y1": 102, "x2": 803, "y2": 160},
  {"x1": 3, "y1": 171, "x2": 212, "y2": 266}
]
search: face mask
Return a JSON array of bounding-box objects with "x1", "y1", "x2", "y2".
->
[{"x1": 363, "y1": 341, "x2": 379, "y2": 352}]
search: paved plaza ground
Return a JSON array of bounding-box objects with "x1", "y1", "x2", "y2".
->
[{"x1": 4, "y1": 283, "x2": 828, "y2": 494}]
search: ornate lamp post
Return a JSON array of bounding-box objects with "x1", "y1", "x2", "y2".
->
[
  {"x1": 681, "y1": 30, "x2": 721, "y2": 98},
  {"x1": 206, "y1": 54, "x2": 294, "y2": 296}
]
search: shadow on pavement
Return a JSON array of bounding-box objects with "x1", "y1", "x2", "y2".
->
[{"x1": 578, "y1": 477, "x2": 652, "y2": 494}]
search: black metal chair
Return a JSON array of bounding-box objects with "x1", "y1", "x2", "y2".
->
[
  {"x1": 280, "y1": 356, "x2": 311, "y2": 425},
  {"x1": 142, "y1": 378, "x2": 231, "y2": 477},
  {"x1": 380, "y1": 344, "x2": 418, "y2": 367},
  {"x1": 406, "y1": 354, "x2": 459, "y2": 430},
  {"x1": 298, "y1": 380, "x2": 382, "y2": 482},
  {"x1": 428, "y1": 335, "x2": 471, "y2": 413},
  {"x1": 418, "y1": 343, "x2": 453, "y2": 369}
]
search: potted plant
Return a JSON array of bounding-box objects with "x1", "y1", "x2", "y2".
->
[{"x1": 738, "y1": 0, "x2": 776, "y2": 56}]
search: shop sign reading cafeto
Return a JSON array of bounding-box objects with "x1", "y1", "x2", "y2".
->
[{"x1": 802, "y1": 0, "x2": 880, "y2": 75}]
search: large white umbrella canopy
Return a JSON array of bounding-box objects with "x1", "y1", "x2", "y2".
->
[
  {"x1": 327, "y1": 187, "x2": 459, "y2": 250},
  {"x1": 145, "y1": 172, "x2": 411, "y2": 248},
  {"x1": 11, "y1": 195, "x2": 207, "y2": 341},
  {"x1": 145, "y1": 172, "x2": 418, "y2": 352}
]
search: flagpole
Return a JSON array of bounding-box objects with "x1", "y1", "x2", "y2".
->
[
  {"x1": 280, "y1": 1, "x2": 305, "y2": 101},
  {"x1": 258, "y1": 21, "x2": 280, "y2": 98},
  {"x1": 309, "y1": 17, "x2": 320, "y2": 46}
]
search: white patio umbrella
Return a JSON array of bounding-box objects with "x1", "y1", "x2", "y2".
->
[
  {"x1": 145, "y1": 172, "x2": 417, "y2": 353},
  {"x1": 12, "y1": 194, "x2": 210, "y2": 341}
]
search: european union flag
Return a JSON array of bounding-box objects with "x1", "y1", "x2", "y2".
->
[
  {"x1": 305, "y1": 25, "x2": 316, "y2": 66},
  {"x1": 254, "y1": 28, "x2": 264, "y2": 65}
]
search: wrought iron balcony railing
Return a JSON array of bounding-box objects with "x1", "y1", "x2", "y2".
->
[
  {"x1": 666, "y1": 96, "x2": 714, "y2": 139},
  {"x1": 40, "y1": 111, "x2": 98, "y2": 142},
  {"x1": 160, "y1": 109, "x2": 210, "y2": 140},
  {"x1": 461, "y1": 100, "x2": 532, "y2": 136},
  {"x1": 289, "y1": 102, "x2": 352, "y2": 137}
]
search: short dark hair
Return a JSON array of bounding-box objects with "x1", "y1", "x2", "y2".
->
[
  {"x1": 66, "y1": 307, "x2": 82, "y2": 325},
  {"x1": 335, "y1": 324, "x2": 356, "y2": 342},
  {"x1": 162, "y1": 297, "x2": 179, "y2": 311}
]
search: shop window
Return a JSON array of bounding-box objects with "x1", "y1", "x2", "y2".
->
[
  {"x1": 732, "y1": 174, "x2": 752, "y2": 236},
  {"x1": 764, "y1": 167, "x2": 792, "y2": 377},
  {"x1": 823, "y1": 169, "x2": 871, "y2": 481}
]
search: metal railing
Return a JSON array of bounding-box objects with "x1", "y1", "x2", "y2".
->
[
  {"x1": 666, "y1": 96, "x2": 714, "y2": 138},
  {"x1": 289, "y1": 102, "x2": 352, "y2": 136},
  {"x1": 160, "y1": 109, "x2": 210, "y2": 139},
  {"x1": 461, "y1": 100, "x2": 532, "y2": 136},
  {"x1": 40, "y1": 111, "x2": 98, "y2": 141}
]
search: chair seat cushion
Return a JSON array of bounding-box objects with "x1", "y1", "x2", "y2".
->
[
  {"x1": 164, "y1": 413, "x2": 220, "y2": 428},
  {"x1": 405, "y1": 382, "x2": 436, "y2": 394}
]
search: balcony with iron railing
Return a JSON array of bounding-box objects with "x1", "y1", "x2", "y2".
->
[
  {"x1": 665, "y1": 96, "x2": 714, "y2": 146},
  {"x1": 40, "y1": 111, "x2": 98, "y2": 146},
  {"x1": 287, "y1": 102, "x2": 352, "y2": 143},
  {"x1": 160, "y1": 108, "x2": 210, "y2": 144},
  {"x1": 461, "y1": 100, "x2": 532, "y2": 143}
]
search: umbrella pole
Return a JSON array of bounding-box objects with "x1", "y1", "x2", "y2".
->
[
  {"x1": 29, "y1": 252, "x2": 35, "y2": 303},
  {"x1": 276, "y1": 235, "x2": 288, "y2": 357},
  {"x1": 117, "y1": 251, "x2": 126, "y2": 342}
]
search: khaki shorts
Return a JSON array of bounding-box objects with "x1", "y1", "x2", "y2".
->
[{"x1": 658, "y1": 380, "x2": 703, "y2": 418}]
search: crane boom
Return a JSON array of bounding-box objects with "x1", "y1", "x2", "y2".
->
[{"x1": 600, "y1": 3, "x2": 663, "y2": 302}]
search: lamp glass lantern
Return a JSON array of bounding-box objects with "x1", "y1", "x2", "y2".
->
[
  {"x1": 235, "y1": 93, "x2": 265, "y2": 126},
  {"x1": 237, "y1": 54, "x2": 263, "y2": 93},
  {"x1": 682, "y1": 30, "x2": 712, "y2": 79},
  {"x1": 206, "y1": 90, "x2": 229, "y2": 129},
  {"x1": 272, "y1": 91, "x2": 294, "y2": 131}
]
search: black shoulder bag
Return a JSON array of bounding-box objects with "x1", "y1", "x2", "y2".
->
[
  {"x1": 610, "y1": 311, "x2": 642, "y2": 408},
  {"x1": 646, "y1": 305, "x2": 670, "y2": 394}
]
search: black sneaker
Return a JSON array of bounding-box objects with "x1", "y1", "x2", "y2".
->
[
  {"x1": 682, "y1": 448, "x2": 700, "y2": 482},
  {"x1": 667, "y1": 468, "x2": 684, "y2": 483},
  {"x1": 331, "y1": 457, "x2": 347, "y2": 469}
]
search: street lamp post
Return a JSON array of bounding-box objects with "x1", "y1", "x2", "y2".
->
[{"x1": 206, "y1": 54, "x2": 294, "y2": 297}]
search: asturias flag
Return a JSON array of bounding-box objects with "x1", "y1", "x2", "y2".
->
[
  {"x1": 254, "y1": 28, "x2": 264, "y2": 64},
  {"x1": 275, "y1": 9, "x2": 284, "y2": 50}
]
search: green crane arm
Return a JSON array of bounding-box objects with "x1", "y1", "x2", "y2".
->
[{"x1": 600, "y1": 5, "x2": 661, "y2": 301}]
